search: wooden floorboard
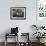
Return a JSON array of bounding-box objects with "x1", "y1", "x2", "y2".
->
[{"x1": 0, "y1": 42, "x2": 46, "y2": 46}]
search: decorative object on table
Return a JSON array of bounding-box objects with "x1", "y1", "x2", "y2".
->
[
  {"x1": 11, "y1": 27, "x2": 18, "y2": 34},
  {"x1": 10, "y1": 7, "x2": 26, "y2": 20}
]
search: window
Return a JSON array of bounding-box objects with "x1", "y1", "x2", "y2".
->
[{"x1": 37, "y1": 0, "x2": 46, "y2": 18}]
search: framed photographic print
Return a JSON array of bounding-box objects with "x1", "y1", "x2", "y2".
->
[{"x1": 10, "y1": 7, "x2": 26, "y2": 20}]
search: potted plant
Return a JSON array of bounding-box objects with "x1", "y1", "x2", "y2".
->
[{"x1": 33, "y1": 32, "x2": 46, "y2": 43}]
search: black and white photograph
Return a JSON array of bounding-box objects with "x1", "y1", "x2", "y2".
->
[{"x1": 10, "y1": 7, "x2": 26, "y2": 20}]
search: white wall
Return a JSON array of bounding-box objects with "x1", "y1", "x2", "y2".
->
[
  {"x1": 0, "y1": 0, "x2": 37, "y2": 34},
  {"x1": 0, "y1": 0, "x2": 37, "y2": 42}
]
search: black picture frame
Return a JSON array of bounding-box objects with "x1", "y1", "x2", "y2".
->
[{"x1": 10, "y1": 7, "x2": 26, "y2": 20}]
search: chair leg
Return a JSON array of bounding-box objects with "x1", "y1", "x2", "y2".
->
[
  {"x1": 4, "y1": 33, "x2": 7, "y2": 46},
  {"x1": 4, "y1": 41, "x2": 7, "y2": 46}
]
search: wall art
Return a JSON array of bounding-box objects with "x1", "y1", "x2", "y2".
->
[{"x1": 10, "y1": 7, "x2": 26, "y2": 20}]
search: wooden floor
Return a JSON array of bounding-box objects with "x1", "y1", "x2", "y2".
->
[{"x1": 0, "y1": 42, "x2": 46, "y2": 46}]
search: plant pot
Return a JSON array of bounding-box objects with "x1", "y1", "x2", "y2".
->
[
  {"x1": 37, "y1": 39, "x2": 45, "y2": 44},
  {"x1": 40, "y1": 38, "x2": 45, "y2": 43},
  {"x1": 37, "y1": 39, "x2": 40, "y2": 43}
]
